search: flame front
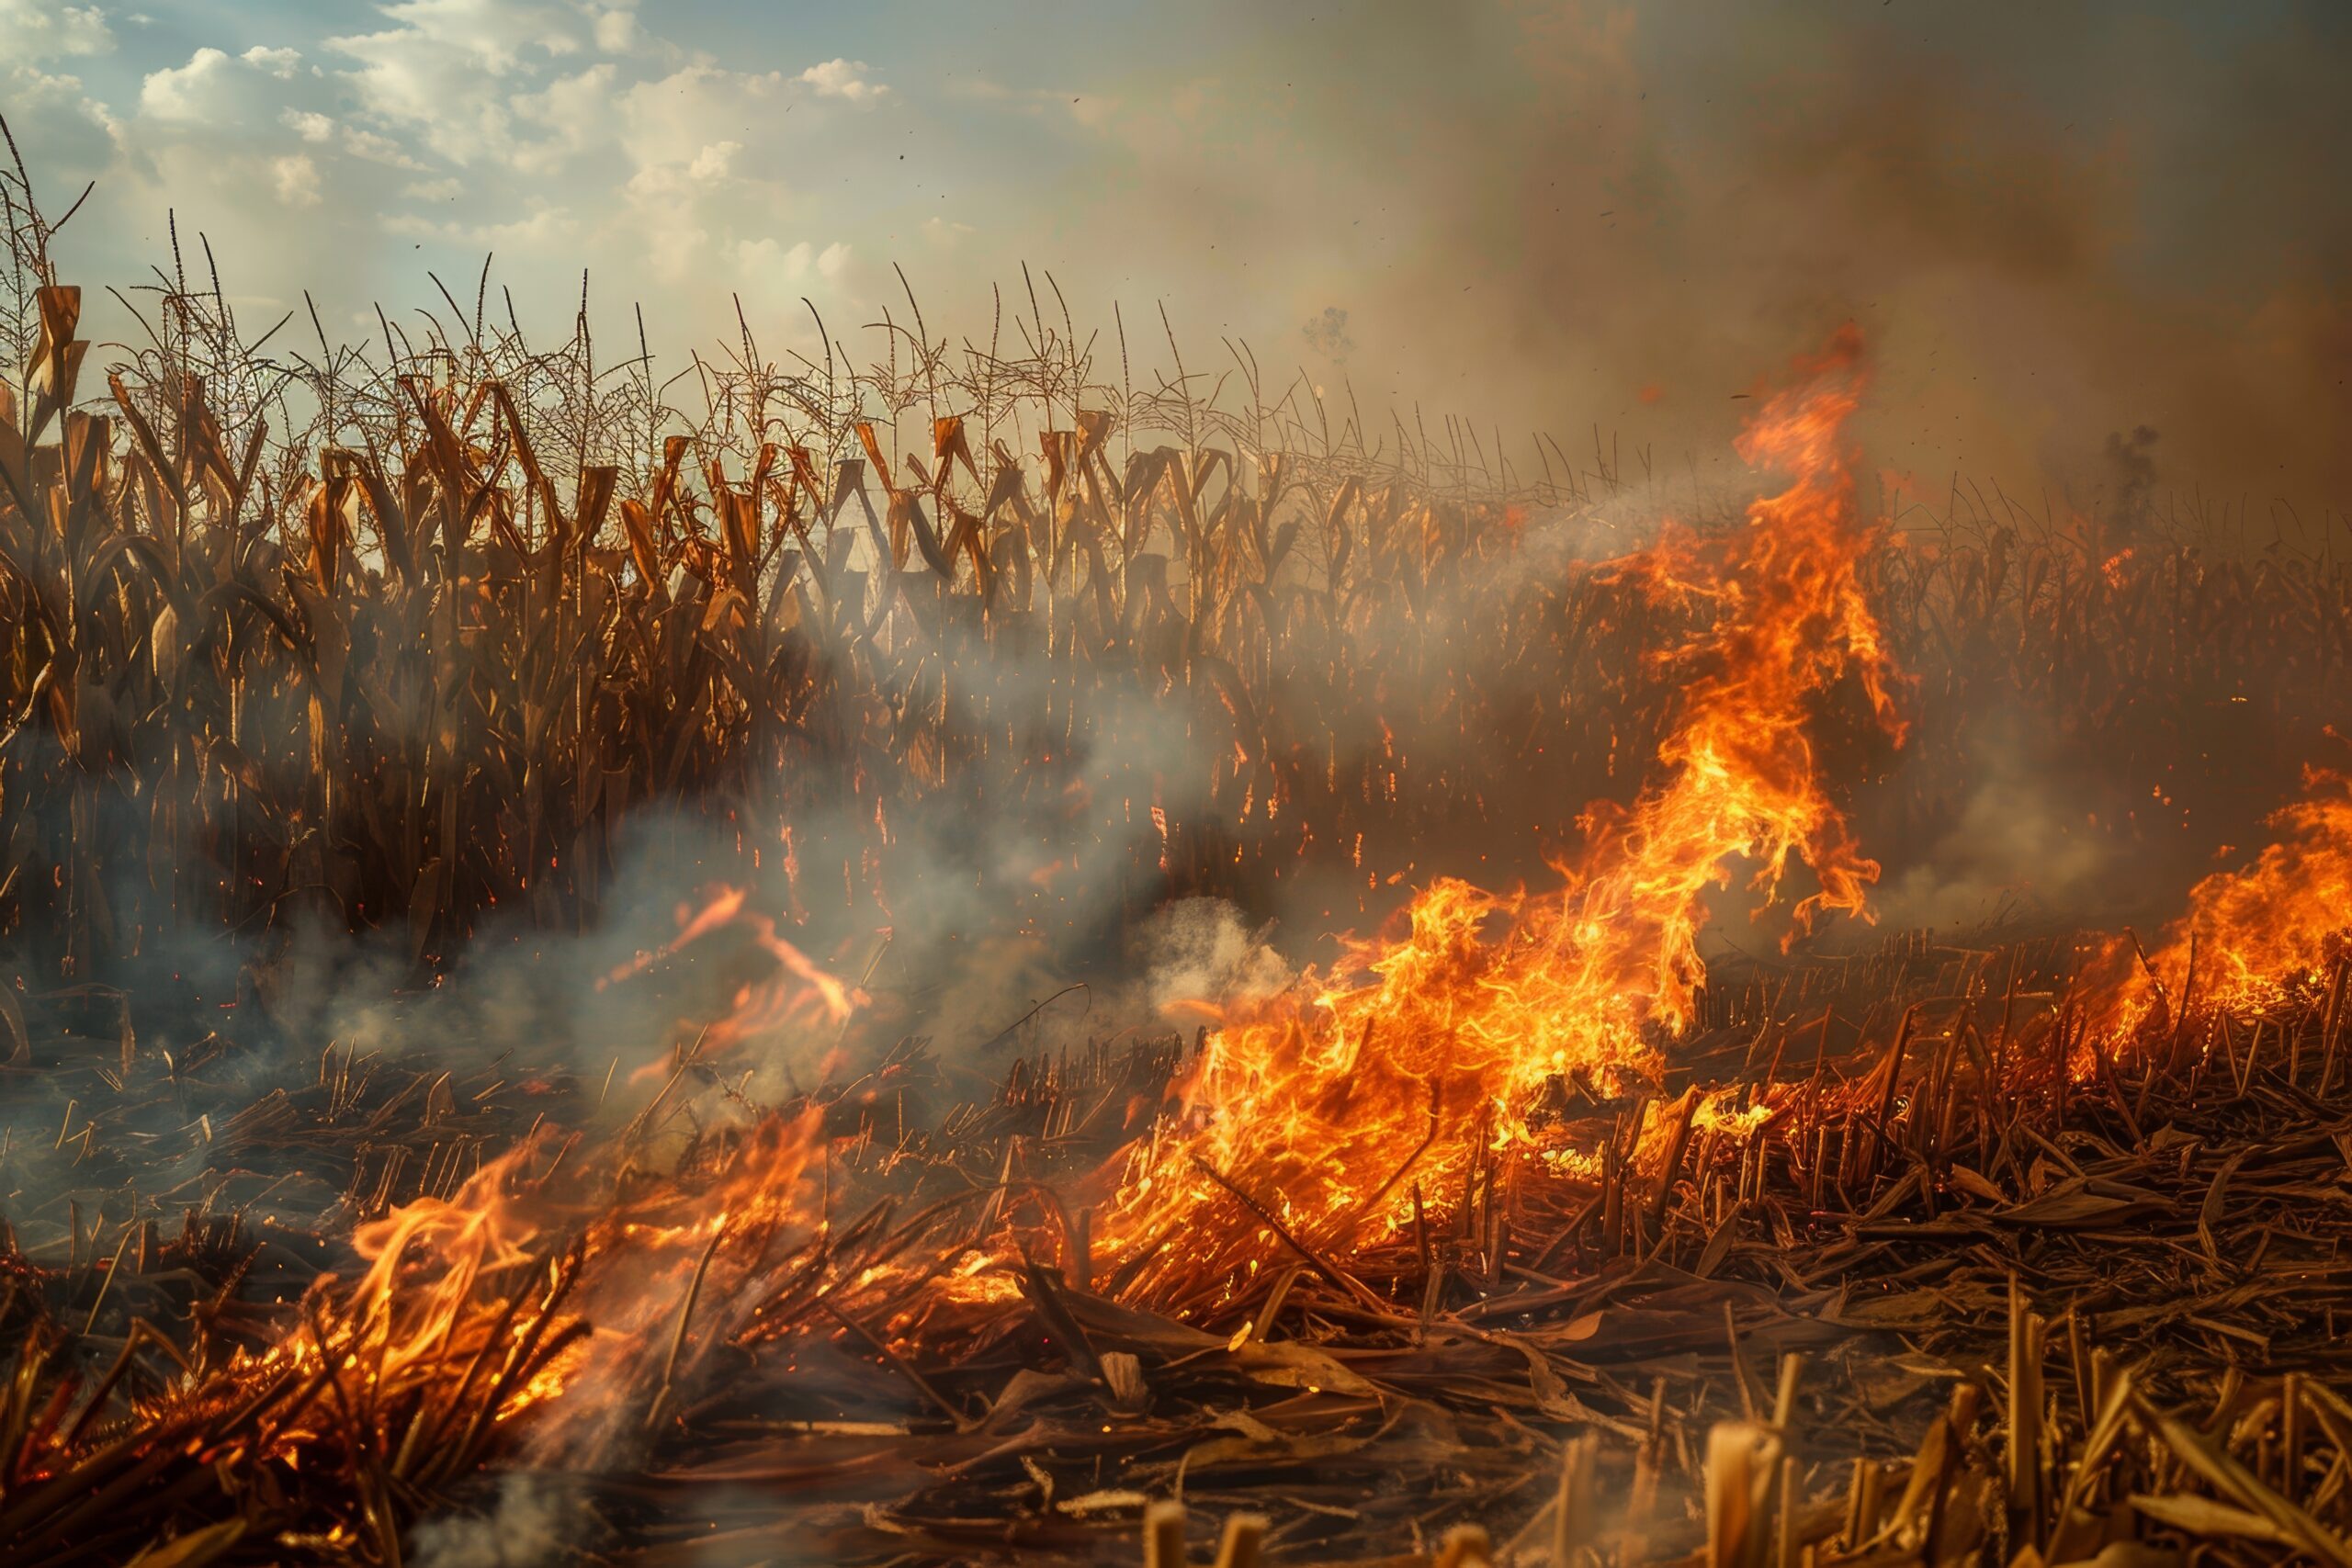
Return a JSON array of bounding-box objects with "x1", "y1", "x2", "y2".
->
[
  {"x1": 1099, "y1": 327, "x2": 1904, "y2": 1299},
  {"x1": 128, "y1": 891, "x2": 865, "y2": 1485},
  {"x1": 2084, "y1": 766, "x2": 2352, "y2": 1039},
  {"x1": 106, "y1": 325, "x2": 2352, "y2": 1535},
  {"x1": 183, "y1": 1108, "x2": 832, "y2": 1484}
]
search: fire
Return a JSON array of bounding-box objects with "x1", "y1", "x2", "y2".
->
[
  {"x1": 2087, "y1": 767, "x2": 2352, "y2": 1036},
  {"x1": 176, "y1": 1107, "x2": 835, "y2": 1483},
  {"x1": 611, "y1": 887, "x2": 867, "y2": 1087},
  {"x1": 1097, "y1": 327, "x2": 1902, "y2": 1298},
  {"x1": 74, "y1": 317, "x2": 2334, "y2": 1551},
  {"x1": 116, "y1": 883, "x2": 867, "y2": 1489}
]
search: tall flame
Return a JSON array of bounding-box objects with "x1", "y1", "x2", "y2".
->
[{"x1": 1099, "y1": 327, "x2": 1903, "y2": 1296}]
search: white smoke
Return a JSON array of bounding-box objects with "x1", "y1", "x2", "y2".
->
[
  {"x1": 409, "y1": 1472, "x2": 585, "y2": 1568},
  {"x1": 1138, "y1": 897, "x2": 1294, "y2": 1020}
]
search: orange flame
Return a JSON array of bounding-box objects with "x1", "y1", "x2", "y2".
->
[
  {"x1": 1097, "y1": 328, "x2": 1902, "y2": 1296},
  {"x1": 238, "y1": 1109, "x2": 837, "y2": 1468},
  {"x1": 609, "y1": 886, "x2": 865, "y2": 1085},
  {"x1": 2086, "y1": 767, "x2": 2352, "y2": 1038}
]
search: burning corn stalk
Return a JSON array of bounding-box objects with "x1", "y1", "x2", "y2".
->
[
  {"x1": 1097, "y1": 326, "x2": 1903, "y2": 1302},
  {"x1": 5, "y1": 126, "x2": 2352, "y2": 1568}
]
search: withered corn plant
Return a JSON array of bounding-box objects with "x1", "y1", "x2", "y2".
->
[{"x1": 3, "y1": 133, "x2": 2351, "y2": 997}]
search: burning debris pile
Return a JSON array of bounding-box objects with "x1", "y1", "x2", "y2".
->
[{"x1": 7, "y1": 173, "x2": 2352, "y2": 1567}]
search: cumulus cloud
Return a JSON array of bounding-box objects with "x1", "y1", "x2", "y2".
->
[
  {"x1": 731, "y1": 236, "x2": 848, "y2": 281},
  {"x1": 794, "y1": 58, "x2": 888, "y2": 104},
  {"x1": 610, "y1": 65, "x2": 800, "y2": 277},
  {"x1": 591, "y1": 6, "x2": 636, "y2": 51},
  {"x1": 381, "y1": 199, "x2": 577, "y2": 249},
  {"x1": 138, "y1": 47, "x2": 242, "y2": 122},
  {"x1": 270, "y1": 152, "x2": 322, "y2": 206},
  {"x1": 266, "y1": 111, "x2": 432, "y2": 173},
  {"x1": 684, "y1": 140, "x2": 739, "y2": 182},
  {"x1": 325, "y1": 0, "x2": 611, "y2": 164},
  {"x1": 510, "y1": 61, "x2": 617, "y2": 171},
  {"x1": 341, "y1": 126, "x2": 425, "y2": 168},
  {"x1": 1, "y1": 0, "x2": 905, "y2": 384},
  {"x1": 0, "y1": 64, "x2": 118, "y2": 160},
  {"x1": 617, "y1": 65, "x2": 788, "y2": 173},
  {"x1": 132, "y1": 47, "x2": 390, "y2": 187},
  {"x1": 242, "y1": 44, "x2": 302, "y2": 79},
  {"x1": 0, "y1": 0, "x2": 113, "y2": 62}
]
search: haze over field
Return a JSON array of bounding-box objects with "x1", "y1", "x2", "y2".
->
[
  {"x1": 12, "y1": 9, "x2": 2352, "y2": 1563},
  {"x1": 5, "y1": 0, "x2": 2346, "y2": 510}
]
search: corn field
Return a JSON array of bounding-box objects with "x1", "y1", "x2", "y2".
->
[{"x1": 4, "y1": 141, "x2": 2352, "y2": 1000}]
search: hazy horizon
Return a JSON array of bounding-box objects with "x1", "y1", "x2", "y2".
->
[{"x1": 6, "y1": 0, "x2": 2346, "y2": 519}]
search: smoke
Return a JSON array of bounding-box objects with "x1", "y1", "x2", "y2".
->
[
  {"x1": 1871, "y1": 720, "x2": 2117, "y2": 934},
  {"x1": 2102, "y1": 425, "x2": 2164, "y2": 546},
  {"x1": 1136, "y1": 897, "x2": 1292, "y2": 1020},
  {"x1": 410, "y1": 1472, "x2": 591, "y2": 1568},
  {"x1": 1027, "y1": 1, "x2": 2349, "y2": 513},
  {"x1": 1301, "y1": 305, "x2": 1355, "y2": 364}
]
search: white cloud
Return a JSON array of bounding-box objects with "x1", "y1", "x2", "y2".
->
[
  {"x1": 592, "y1": 6, "x2": 636, "y2": 51},
  {"x1": 0, "y1": 65, "x2": 119, "y2": 165},
  {"x1": 645, "y1": 219, "x2": 707, "y2": 277},
  {"x1": 510, "y1": 62, "x2": 616, "y2": 170},
  {"x1": 141, "y1": 46, "x2": 363, "y2": 149},
  {"x1": 12, "y1": 0, "x2": 886, "y2": 373},
  {"x1": 329, "y1": 2, "x2": 651, "y2": 167},
  {"x1": 686, "y1": 139, "x2": 740, "y2": 182},
  {"x1": 271, "y1": 152, "x2": 322, "y2": 206},
  {"x1": 0, "y1": 0, "x2": 112, "y2": 62},
  {"x1": 327, "y1": 0, "x2": 587, "y2": 165},
  {"x1": 794, "y1": 58, "x2": 888, "y2": 105},
  {"x1": 272, "y1": 110, "x2": 424, "y2": 170},
  {"x1": 341, "y1": 126, "x2": 426, "y2": 168},
  {"x1": 614, "y1": 67, "x2": 801, "y2": 278},
  {"x1": 730, "y1": 236, "x2": 786, "y2": 272},
  {"x1": 731, "y1": 236, "x2": 849, "y2": 283},
  {"x1": 242, "y1": 45, "x2": 302, "y2": 79},
  {"x1": 618, "y1": 65, "x2": 788, "y2": 173},
  {"x1": 382, "y1": 199, "x2": 576, "y2": 250},
  {"x1": 342, "y1": 0, "x2": 592, "y2": 79},
  {"x1": 138, "y1": 47, "x2": 240, "y2": 122}
]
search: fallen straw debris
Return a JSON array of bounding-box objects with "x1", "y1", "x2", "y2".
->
[{"x1": 16, "y1": 927, "x2": 2352, "y2": 1565}]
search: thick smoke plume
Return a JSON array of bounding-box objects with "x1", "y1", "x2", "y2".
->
[{"x1": 1052, "y1": 1, "x2": 2350, "y2": 512}]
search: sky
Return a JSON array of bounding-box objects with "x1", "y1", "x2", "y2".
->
[{"x1": 4, "y1": 0, "x2": 2347, "y2": 511}]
